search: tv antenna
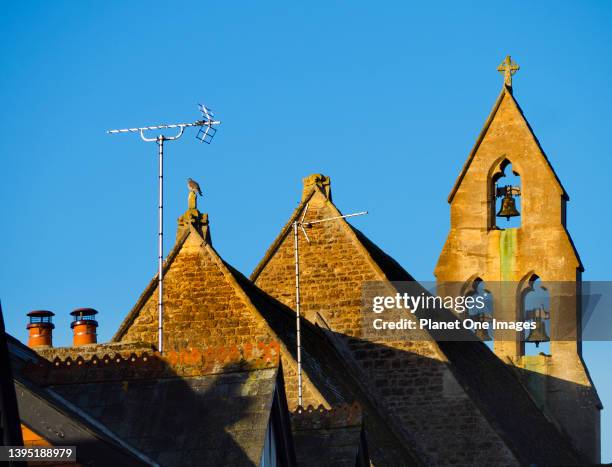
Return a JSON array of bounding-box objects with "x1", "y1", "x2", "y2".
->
[
  {"x1": 293, "y1": 203, "x2": 367, "y2": 406},
  {"x1": 107, "y1": 104, "x2": 221, "y2": 354}
]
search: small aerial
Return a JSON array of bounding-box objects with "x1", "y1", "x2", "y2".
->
[
  {"x1": 107, "y1": 103, "x2": 221, "y2": 143},
  {"x1": 196, "y1": 104, "x2": 218, "y2": 144}
]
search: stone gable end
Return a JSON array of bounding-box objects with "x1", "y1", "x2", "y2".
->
[
  {"x1": 119, "y1": 232, "x2": 271, "y2": 350},
  {"x1": 253, "y1": 181, "x2": 521, "y2": 466}
]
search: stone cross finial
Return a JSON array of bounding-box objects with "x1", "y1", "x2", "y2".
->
[{"x1": 497, "y1": 55, "x2": 520, "y2": 88}]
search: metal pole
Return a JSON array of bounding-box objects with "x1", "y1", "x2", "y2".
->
[
  {"x1": 305, "y1": 211, "x2": 368, "y2": 226},
  {"x1": 291, "y1": 207, "x2": 366, "y2": 406},
  {"x1": 293, "y1": 221, "x2": 303, "y2": 407},
  {"x1": 108, "y1": 106, "x2": 221, "y2": 356},
  {"x1": 158, "y1": 136, "x2": 164, "y2": 354}
]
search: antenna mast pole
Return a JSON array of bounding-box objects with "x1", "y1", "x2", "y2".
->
[
  {"x1": 293, "y1": 220, "x2": 303, "y2": 406},
  {"x1": 293, "y1": 204, "x2": 367, "y2": 406},
  {"x1": 107, "y1": 105, "x2": 220, "y2": 354},
  {"x1": 157, "y1": 136, "x2": 164, "y2": 355}
]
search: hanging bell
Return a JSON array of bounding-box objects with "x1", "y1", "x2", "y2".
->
[
  {"x1": 496, "y1": 193, "x2": 520, "y2": 220},
  {"x1": 526, "y1": 317, "x2": 550, "y2": 347}
]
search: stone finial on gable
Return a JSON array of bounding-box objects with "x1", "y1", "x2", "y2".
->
[
  {"x1": 302, "y1": 173, "x2": 331, "y2": 201},
  {"x1": 177, "y1": 190, "x2": 211, "y2": 243},
  {"x1": 497, "y1": 55, "x2": 519, "y2": 91}
]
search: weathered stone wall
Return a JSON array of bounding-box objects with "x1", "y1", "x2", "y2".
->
[
  {"x1": 255, "y1": 194, "x2": 379, "y2": 336},
  {"x1": 253, "y1": 183, "x2": 520, "y2": 466},
  {"x1": 120, "y1": 234, "x2": 271, "y2": 350},
  {"x1": 435, "y1": 87, "x2": 600, "y2": 461},
  {"x1": 115, "y1": 225, "x2": 329, "y2": 412}
]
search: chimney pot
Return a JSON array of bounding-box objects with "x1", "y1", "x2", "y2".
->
[
  {"x1": 70, "y1": 308, "x2": 98, "y2": 346},
  {"x1": 26, "y1": 310, "x2": 55, "y2": 348}
]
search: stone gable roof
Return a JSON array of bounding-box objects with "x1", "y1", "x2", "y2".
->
[
  {"x1": 250, "y1": 175, "x2": 585, "y2": 466},
  {"x1": 25, "y1": 183, "x2": 586, "y2": 465},
  {"x1": 45, "y1": 200, "x2": 405, "y2": 465},
  {"x1": 447, "y1": 85, "x2": 568, "y2": 203},
  {"x1": 112, "y1": 221, "x2": 273, "y2": 349},
  {"x1": 104, "y1": 200, "x2": 419, "y2": 465}
]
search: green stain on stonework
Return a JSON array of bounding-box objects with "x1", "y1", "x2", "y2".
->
[{"x1": 500, "y1": 228, "x2": 517, "y2": 281}]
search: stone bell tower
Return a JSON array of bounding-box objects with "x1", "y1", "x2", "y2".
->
[{"x1": 435, "y1": 56, "x2": 601, "y2": 461}]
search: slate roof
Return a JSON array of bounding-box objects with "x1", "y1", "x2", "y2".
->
[
  {"x1": 225, "y1": 263, "x2": 420, "y2": 466},
  {"x1": 6, "y1": 335, "x2": 154, "y2": 466},
  {"x1": 291, "y1": 403, "x2": 368, "y2": 467},
  {"x1": 102, "y1": 207, "x2": 418, "y2": 466},
  {"x1": 20, "y1": 182, "x2": 587, "y2": 465},
  {"x1": 21, "y1": 339, "x2": 296, "y2": 467},
  {"x1": 49, "y1": 366, "x2": 282, "y2": 466},
  {"x1": 350, "y1": 225, "x2": 588, "y2": 465}
]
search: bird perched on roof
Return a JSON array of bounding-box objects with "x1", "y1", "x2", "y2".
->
[{"x1": 187, "y1": 178, "x2": 202, "y2": 197}]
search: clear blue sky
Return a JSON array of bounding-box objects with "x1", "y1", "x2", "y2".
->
[{"x1": 1, "y1": 1, "x2": 611, "y2": 460}]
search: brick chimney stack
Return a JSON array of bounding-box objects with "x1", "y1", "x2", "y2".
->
[
  {"x1": 70, "y1": 308, "x2": 98, "y2": 346},
  {"x1": 26, "y1": 310, "x2": 55, "y2": 348}
]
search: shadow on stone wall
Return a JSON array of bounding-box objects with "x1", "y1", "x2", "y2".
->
[{"x1": 319, "y1": 329, "x2": 595, "y2": 466}]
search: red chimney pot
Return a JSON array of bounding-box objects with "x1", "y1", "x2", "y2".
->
[
  {"x1": 26, "y1": 310, "x2": 55, "y2": 348},
  {"x1": 70, "y1": 308, "x2": 98, "y2": 346}
]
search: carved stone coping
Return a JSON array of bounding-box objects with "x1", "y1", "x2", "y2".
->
[
  {"x1": 23, "y1": 341, "x2": 280, "y2": 386},
  {"x1": 291, "y1": 401, "x2": 362, "y2": 430}
]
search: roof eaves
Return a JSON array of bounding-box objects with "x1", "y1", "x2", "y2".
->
[{"x1": 15, "y1": 374, "x2": 156, "y2": 466}]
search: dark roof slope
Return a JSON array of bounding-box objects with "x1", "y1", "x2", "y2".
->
[
  {"x1": 291, "y1": 403, "x2": 368, "y2": 467},
  {"x1": 347, "y1": 227, "x2": 585, "y2": 465},
  {"x1": 250, "y1": 183, "x2": 584, "y2": 465},
  {"x1": 50, "y1": 366, "x2": 281, "y2": 466},
  {"x1": 6, "y1": 334, "x2": 154, "y2": 466},
  {"x1": 16, "y1": 375, "x2": 154, "y2": 466},
  {"x1": 226, "y1": 262, "x2": 421, "y2": 466},
  {"x1": 0, "y1": 303, "x2": 23, "y2": 446}
]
